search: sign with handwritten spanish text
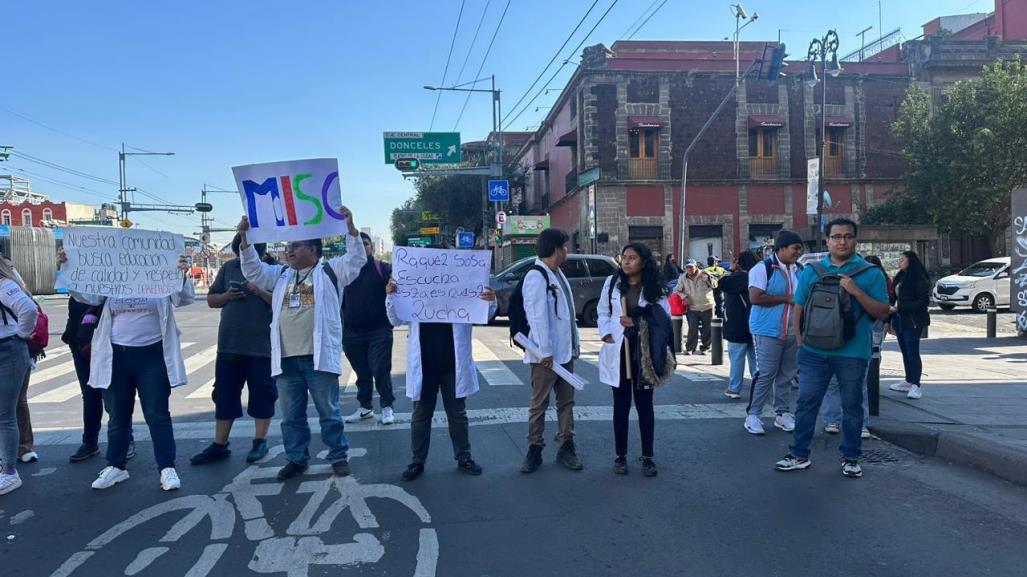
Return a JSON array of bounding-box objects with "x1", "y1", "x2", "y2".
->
[
  {"x1": 56, "y1": 227, "x2": 185, "y2": 297},
  {"x1": 391, "y1": 247, "x2": 492, "y2": 324},
  {"x1": 233, "y1": 158, "x2": 347, "y2": 243}
]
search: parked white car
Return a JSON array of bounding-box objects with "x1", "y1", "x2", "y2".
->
[{"x1": 932, "y1": 257, "x2": 1011, "y2": 312}]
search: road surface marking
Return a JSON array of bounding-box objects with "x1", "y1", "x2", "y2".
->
[{"x1": 472, "y1": 339, "x2": 523, "y2": 386}]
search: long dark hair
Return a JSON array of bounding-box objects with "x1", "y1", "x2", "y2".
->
[
  {"x1": 898, "y1": 250, "x2": 928, "y2": 282},
  {"x1": 617, "y1": 243, "x2": 665, "y2": 304}
]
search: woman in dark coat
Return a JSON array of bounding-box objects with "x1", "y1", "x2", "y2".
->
[{"x1": 888, "y1": 251, "x2": 931, "y2": 400}]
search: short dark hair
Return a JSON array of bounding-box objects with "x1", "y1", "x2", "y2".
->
[
  {"x1": 231, "y1": 233, "x2": 266, "y2": 257},
  {"x1": 359, "y1": 232, "x2": 372, "y2": 244},
  {"x1": 536, "y1": 228, "x2": 570, "y2": 258},
  {"x1": 736, "y1": 250, "x2": 759, "y2": 272},
  {"x1": 291, "y1": 239, "x2": 323, "y2": 257},
  {"x1": 826, "y1": 217, "x2": 858, "y2": 238}
]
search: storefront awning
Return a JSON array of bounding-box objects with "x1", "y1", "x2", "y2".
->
[
  {"x1": 555, "y1": 129, "x2": 577, "y2": 147},
  {"x1": 628, "y1": 115, "x2": 663, "y2": 129},
  {"x1": 747, "y1": 115, "x2": 786, "y2": 129}
]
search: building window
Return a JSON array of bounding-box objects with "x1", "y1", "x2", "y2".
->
[
  {"x1": 628, "y1": 225, "x2": 664, "y2": 258},
  {"x1": 42, "y1": 208, "x2": 53, "y2": 222},
  {"x1": 628, "y1": 128, "x2": 659, "y2": 179},
  {"x1": 748, "y1": 127, "x2": 778, "y2": 178},
  {"x1": 823, "y1": 126, "x2": 845, "y2": 177},
  {"x1": 1, "y1": 210, "x2": 10, "y2": 226},
  {"x1": 21, "y1": 209, "x2": 32, "y2": 227}
]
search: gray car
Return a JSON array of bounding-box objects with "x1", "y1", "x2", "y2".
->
[{"x1": 489, "y1": 254, "x2": 620, "y2": 327}]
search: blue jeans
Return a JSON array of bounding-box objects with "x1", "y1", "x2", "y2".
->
[
  {"x1": 790, "y1": 349, "x2": 868, "y2": 461},
  {"x1": 103, "y1": 342, "x2": 176, "y2": 470},
  {"x1": 0, "y1": 337, "x2": 31, "y2": 469},
  {"x1": 895, "y1": 323, "x2": 923, "y2": 385},
  {"x1": 277, "y1": 355, "x2": 349, "y2": 465},
  {"x1": 726, "y1": 341, "x2": 757, "y2": 393},
  {"x1": 821, "y1": 373, "x2": 871, "y2": 427}
]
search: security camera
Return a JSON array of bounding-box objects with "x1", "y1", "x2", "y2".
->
[
  {"x1": 732, "y1": 4, "x2": 747, "y2": 19},
  {"x1": 752, "y1": 12, "x2": 759, "y2": 21}
]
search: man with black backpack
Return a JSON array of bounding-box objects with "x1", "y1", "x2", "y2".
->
[{"x1": 775, "y1": 218, "x2": 890, "y2": 479}]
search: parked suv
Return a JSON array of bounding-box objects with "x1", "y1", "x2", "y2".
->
[
  {"x1": 932, "y1": 257, "x2": 1011, "y2": 312},
  {"x1": 489, "y1": 254, "x2": 620, "y2": 327}
]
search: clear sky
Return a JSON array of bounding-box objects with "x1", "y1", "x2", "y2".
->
[{"x1": 2, "y1": 0, "x2": 990, "y2": 246}]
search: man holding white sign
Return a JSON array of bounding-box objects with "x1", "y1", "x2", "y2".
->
[{"x1": 389, "y1": 246, "x2": 492, "y2": 325}]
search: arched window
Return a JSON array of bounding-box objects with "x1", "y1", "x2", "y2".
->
[
  {"x1": 21, "y1": 208, "x2": 32, "y2": 227},
  {"x1": 42, "y1": 208, "x2": 53, "y2": 222},
  {"x1": 1, "y1": 210, "x2": 10, "y2": 226}
]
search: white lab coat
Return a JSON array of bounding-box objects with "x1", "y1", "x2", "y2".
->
[
  {"x1": 72, "y1": 276, "x2": 195, "y2": 389},
  {"x1": 596, "y1": 275, "x2": 671, "y2": 387},
  {"x1": 386, "y1": 296, "x2": 498, "y2": 401},
  {"x1": 240, "y1": 234, "x2": 366, "y2": 377},
  {"x1": 521, "y1": 259, "x2": 579, "y2": 365}
]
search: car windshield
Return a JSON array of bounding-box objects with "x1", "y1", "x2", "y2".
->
[{"x1": 958, "y1": 263, "x2": 1005, "y2": 278}]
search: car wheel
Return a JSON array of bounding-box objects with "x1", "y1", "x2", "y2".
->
[
  {"x1": 972, "y1": 293, "x2": 994, "y2": 313},
  {"x1": 938, "y1": 304, "x2": 956, "y2": 311},
  {"x1": 582, "y1": 300, "x2": 599, "y2": 328}
]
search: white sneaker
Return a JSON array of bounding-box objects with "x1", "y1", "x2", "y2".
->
[
  {"x1": 744, "y1": 415, "x2": 766, "y2": 435},
  {"x1": 344, "y1": 407, "x2": 375, "y2": 424},
  {"x1": 19, "y1": 451, "x2": 38, "y2": 463},
  {"x1": 889, "y1": 381, "x2": 913, "y2": 392},
  {"x1": 0, "y1": 472, "x2": 22, "y2": 495},
  {"x1": 824, "y1": 423, "x2": 841, "y2": 434},
  {"x1": 907, "y1": 385, "x2": 922, "y2": 400},
  {"x1": 92, "y1": 466, "x2": 130, "y2": 489},
  {"x1": 861, "y1": 427, "x2": 872, "y2": 439},
  {"x1": 774, "y1": 413, "x2": 796, "y2": 432},
  {"x1": 160, "y1": 467, "x2": 181, "y2": 491},
  {"x1": 381, "y1": 407, "x2": 395, "y2": 425}
]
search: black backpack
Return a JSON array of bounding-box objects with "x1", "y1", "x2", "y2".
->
[
  {"x1": 508, "y1": 265, "x2": 559, "y2": 349},
  {"x1": 800, "y1": 261, "x2": 876, "y2": 350}
]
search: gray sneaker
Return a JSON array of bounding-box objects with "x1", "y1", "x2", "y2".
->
[
  {"x1": 842, "y1": 459, "x2": 863, "y2": 478},
  {"x1": 556, "y1": 440, "x2": 583, "y2": 471}
]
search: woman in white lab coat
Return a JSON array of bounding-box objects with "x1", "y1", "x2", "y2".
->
[
  {"x1": 385, "y1": 277, "x2": 497, "y2": 481},
  {"x1": 598, "y1": 243, "x2": 671, "y2": 477}
]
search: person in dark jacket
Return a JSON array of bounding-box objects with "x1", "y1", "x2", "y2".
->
[
  {"x1": 62, "y1": 297, "x2": 105, "y2": 462},
  {"x1": 661, "y1": 254, "x2": 682, "y2": 289},
  {"x1": 888, "y1": 251, "x2": 931, "y2": 400},
  {"x1": 721, "y1": 251, "x2": 759, "y2": 399}
]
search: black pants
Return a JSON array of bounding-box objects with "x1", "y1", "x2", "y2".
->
[
  {"x1": 410, "y1": 370, "x2": 470, "y2": 464},
  {"x1": 685, "y1": 309, "x2": 713, "y2": 352},
  {"x1": 343, "y1": 327, "x2": 395, "y2": 410},
  {"x1": 72, "y1": 347, "x2": 104, "y2": 447},
  {"x1": 613, "y1": 340, "x2": 655, "y2": 458}
]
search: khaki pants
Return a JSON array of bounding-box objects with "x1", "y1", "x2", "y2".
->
[{"x1": 527, "y1": 362, "x2": 576, "y2": 447}]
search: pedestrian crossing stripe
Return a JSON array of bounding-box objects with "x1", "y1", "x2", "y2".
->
[{"x1": 472, "y1": 339, "x2": 523, "y2": 386}]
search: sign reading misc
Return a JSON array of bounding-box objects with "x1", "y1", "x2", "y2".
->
[
  {"x1": 56, "y1": 227, "x2": 185, "y2": 297},
  {"x1": 390, "y1": 247, "x2": 492, "y2": 324}
]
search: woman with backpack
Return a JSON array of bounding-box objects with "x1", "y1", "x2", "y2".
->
[
  {"x1": 888, "y1": 251, "x2": 931, "y2": 400},
  {"x1": 0, "y1": 256, "x2": 38, "y2": 495},
  {"x1": 720, "y1": 251, "x2": 760, "y2": 400},
  {"x1": 598, "y1": 243, "x2": 674, "y2": 477}
]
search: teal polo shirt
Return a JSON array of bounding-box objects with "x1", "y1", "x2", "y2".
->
[{"x1": 793, "y1": 255, "x2": 889, "y2": 360}]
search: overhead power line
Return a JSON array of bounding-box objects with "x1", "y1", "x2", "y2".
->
[
  {"x1": 453, "y1": 0, "x2": 513, "y2": 130},
  {"x1": 11, "y1": 151, "x2": 119, "y2": 186},
  {"x1": 0, "y1": 104, "x2": 116, "y2": 153},
  {"x1": 620, "y1": 0, "x2": 660, "y2": 39},
  {"x1": 451, "y1": 0, "x2": 492, "y2": 92},
  {"x1": 430, "y1": 0, "x2": 467, "y2": 131},
  {"x1": 626, "y1": 0, "x2": 669, "y2": 40}
]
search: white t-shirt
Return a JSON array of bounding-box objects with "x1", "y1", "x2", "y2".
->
[
  {"x1": 747, "y1": 258, "x2": 800, "y2": 292},
  {"x1": 109, "y1": 297, "x2": 163, "y2": 347}
]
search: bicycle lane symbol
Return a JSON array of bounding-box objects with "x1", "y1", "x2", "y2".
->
[{"x1": 49, "y1": 447, "x2": 439, "y2": 577}]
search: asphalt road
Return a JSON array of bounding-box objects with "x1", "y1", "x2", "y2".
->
[{"x1": 5, "y1": 299, "x2": 1026, "y2": 577}]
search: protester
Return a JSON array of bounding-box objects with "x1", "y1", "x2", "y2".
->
[
  {"x1": 598, "y1": 243, "x2": 673, "y2": 477},
  {"x1": 888, "y1": 251, "x2": 931, "y2": 400},
  {"x1": 674, "y1": 260, "x2": 717, "y2": 355},
  {"x1": 0, "y1": 257, "x2": 37, "y2": 495},
  {"x1": 721, "y1": 251, "x2": 760, "y2": 400},
  {"x1": 2, "y1": 255, "x2": 37, "y2": 464},
  {"x1": 191, "y1": 236, "x2": 277, "y2": 466},
  {"x1": 385, "y1": 274, "x2": 496, "y2": 481},
  {"x1": 237, "y1": 209, "x2": 367, "y2": 481},
  {"x1": 520, "y1": 228, "x2": 582, "y2": 474},
  {"x1": 58, "y1": 250, "x2": 195, "y2": 491},
  {"x1": 705, "y1": 256, "x2": 728, "y2": 318},
  {"x1": 342, "y1": 232, "x2": 396, "y2": 426},
  {"x1": 661, "y1": 254, "x2": 683, "y2": 290},
  {"x1": 742, "y1": 231, "x2": 803, "y2": 434},
  {"x1": 775, "y1": 218, "x2": 890, "y2": 478}
]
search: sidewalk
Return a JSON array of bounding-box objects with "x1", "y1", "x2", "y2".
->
[{"x1": 681, "y1": 319, "x2": 1027, "y2": 486}]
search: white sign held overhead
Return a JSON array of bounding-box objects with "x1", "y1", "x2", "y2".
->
[
  {"x1": 56, "y1": 227, "x2": 186, "y2": 297},
  {"x1": 391, "y1": 247, "x2": 492, "y2": 324}
]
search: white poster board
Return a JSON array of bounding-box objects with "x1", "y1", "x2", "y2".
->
[
  {"x1": 232, "y1": 158, "x2": 347, "y2": 243},
  {"x1": 56, "y1": 227, "x2": 185, "y2": 297},
  {"x1": 391, "y1": 247, "x2": 492, "y2": 324},
  {"x1": 806, "y1": 158, "x2": 820, "y2": 215}
]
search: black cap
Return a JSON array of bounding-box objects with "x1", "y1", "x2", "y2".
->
[{"x1": 774, "y1": 229, "x2": 804, "y2": 250}]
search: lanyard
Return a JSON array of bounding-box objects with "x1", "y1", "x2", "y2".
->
[{"x1": 292, "y1": 267, "x2": 314, "y2": 294}]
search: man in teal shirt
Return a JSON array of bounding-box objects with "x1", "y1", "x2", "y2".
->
[{"x1": 774, "y1": 218, "x2": 890, "y2": 479}]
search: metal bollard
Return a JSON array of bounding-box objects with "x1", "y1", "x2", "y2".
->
[
  {"x1": 710, "y1": 318, "x2": 723, "y2": 365},
  {"x1": 986, "y1": 307, "x2": 997, "y2": 338},
  {"x1": 671, "y1": 316, "x2": 683, "y2": 354},
  {"x1": 868, "y1": 346, "x2": 881, "y2": 417}
]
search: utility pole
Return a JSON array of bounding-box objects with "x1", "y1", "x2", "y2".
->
[
  {"x1": 731, "y1": 4, "x2": 760, "y2": 85},
  {"x1": 197, "y1": 184, "x2": 237, "y2": 271}
]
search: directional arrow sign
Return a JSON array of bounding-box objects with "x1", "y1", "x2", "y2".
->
[{"x1": 383, "y1": 132, "x2": 461, "y2": 165}]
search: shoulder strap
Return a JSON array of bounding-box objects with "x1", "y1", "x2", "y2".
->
[
  {"x1": 808, "y1": 261, "x2": 830, "y2": 278},
  {"x1": 0, "y1": 302, "x2": 14, "y2": 325},
  {"x1": 847, "y1": 263, "x2": 876, "y2": 278},
  {"x1": 607, "y1": 274, "x2": 618, "y2": 315},
  {"x1": 529, "y1": 264, "x2": 559, "y2": 317},
  {"x1": 321, "y1": 263, "x2": 339, "y2": 292}
]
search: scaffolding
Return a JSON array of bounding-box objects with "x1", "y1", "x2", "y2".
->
[
  {"x1": 0, "y1": 175, "x2": 48, "y2": 204},
  {"x1": 842, "y1": 28, "x2": 905, "y2": 62}
]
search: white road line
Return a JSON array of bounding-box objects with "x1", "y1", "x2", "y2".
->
[
  {"x1": 472, "y1": 339, "x2": 524, "y2": 386},
  {"x1": 29, "y1": 359, "x2": 78, "y2": 384},
  {"x1": 186, "y1": 377, "x2": 216, "y2": 400}
]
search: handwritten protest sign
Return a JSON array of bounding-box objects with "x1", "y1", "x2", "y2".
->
[
  {"x1": 232, "y1": 158, "x2": 347, "y2": 243},
  {"x1": 56, "y1": 227, "x2": 185, "y2": 297},
  {"x1": 391, "y1": 247, "x2": 492, "y2": 324}
]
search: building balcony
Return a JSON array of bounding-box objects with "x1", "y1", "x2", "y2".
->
[
  {"x1": 627, "y1": 157, "x2": 659, "y2": 180},
  {"x1": 748, "y1": 157, "x2": 778, "y2": 179}
]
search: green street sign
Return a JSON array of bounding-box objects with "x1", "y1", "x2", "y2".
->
[
  {"x1": 407, "y1": 236, "x2": 431, "y2": 247},
  {"x1": 384, "y1": 132, "x2": 461, "y2": 164}
]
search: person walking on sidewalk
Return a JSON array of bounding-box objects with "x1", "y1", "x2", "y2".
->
[
  {"x1": 674, "y1": 260, "x2": 717, "y2": 355},
  {"x1": 190, "y1": 236, "x2": 278, "y2": 466},
  {"x1": 597, "y1": 243, "x2": 673, "y2": 477},
  {"x1": 775, "y1": 218, "x2": 890, "y2": 479},
  {"x1": 744, "y1": 230, "x2": 803, "y2": 434},
  {"x1": 705, "y1": 256, "x2": 728, "y2": 318},
  {"x1": 238, "y1": 210, "x2": 366, "y2": 482},
  {"x1": 721, "y1": 251, "x2": 759, "y2": 400},
  {"x1": 520, "y1": 228, "x2": 583, "y2": 474},
  {"x1": 0, "y1": 257, "x2": 37, "y2": 495},
  {"x1": 342, "y1": 232, "x2": 396, "y2": 426},
  {"x1": 888, "y1": 251, "x2": 931, "y2": 400},
  {"x1": 386, "y1": 275, "x2": 496, "y2": 481}
]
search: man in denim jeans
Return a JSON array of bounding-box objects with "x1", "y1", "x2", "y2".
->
[{"x1": 775, "y1": 218, "x2": 890, "y2": 478}]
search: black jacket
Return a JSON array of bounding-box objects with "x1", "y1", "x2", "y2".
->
[
  {"x1": 342, "y1": 258, "x2": 392, "y2": 333},
  {"x1": 719, "y1": 270, "x2": 752, "y2": 344},
  {"x1": 891, "y1": 270, "x2": 931, "y2": 328}
]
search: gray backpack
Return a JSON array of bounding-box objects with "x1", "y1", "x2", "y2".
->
[{"x1": 801, "y1": 262, "x2": 876, "y2": 350}]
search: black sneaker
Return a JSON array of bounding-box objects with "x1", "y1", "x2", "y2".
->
[
  {"x1": 640, "y1": 457, "x2": 658, "y2": 477},
  {"x1": 458, "y1": 458, "x2": 482, "y2": 476},
  {"x1": 402, "y1": 463, "x2": 425, "y2": 481},
  {"x1": 557, "y1": 440, "x2": 584, "y2": 471},
  {"x1": 520, "y1": 445, "x2": 543, "y2": 474},
  {"x1": 331, "y1": 459, "x2": 351, "y2": 477},
  {"x1": 190, "y1": 442, "x2": 231, "y2": 465},
  {"x1": 246, "y1": 439, "x2": 269, "y2": 463},
  {"x1": 613, "y1": 456, "x2": 627, "y2": 475},
  {"x1": 276, "y1": 461, "x2": 308, "y2": 481},
  {"x1": 69, "y1": 444, "x2": 100, "y2": 463}
]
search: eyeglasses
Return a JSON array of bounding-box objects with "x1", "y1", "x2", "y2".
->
[
  {"x1": 286, "y1": 242, "x2": 310, "y2": 251},
  {"x1": 828, "y1": 234, "x2": 857, "y2": 241}
]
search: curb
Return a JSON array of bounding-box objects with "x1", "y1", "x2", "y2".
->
[{"x1": 871, "y1": 418, "x2": 1027, "y2": 487}]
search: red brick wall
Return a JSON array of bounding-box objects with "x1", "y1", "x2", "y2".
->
[
  {"x1": 670, "y1": 74, "x2": 738, "y2": 180},
  {"x1": 0, "y1": 202, "x2": 67, "y2": 226},
  {"x1": 747, "y1": 184, "x2": 786, "y2": 214},
  {"x1": 626, "y1": 186, "x2": 665, "y2": 216},
  {"x1": 861, "y1": 77, "x2": 910, "y2": 178}
]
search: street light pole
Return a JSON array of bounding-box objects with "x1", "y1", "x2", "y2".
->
[
  {"x1": 806, "y1": 30, "x2": 841, "y2": 252},
  {"x1": 731, "y1": 4, "x2": 759, "y2": 85},
  {"x1": 118, "y1": 143, "x2": 175, "y2": 223}
]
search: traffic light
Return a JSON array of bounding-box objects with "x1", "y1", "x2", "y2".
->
[
  {"x1": 394, "y1": 158, "x2": 420, "y2": 171},
  {"x1": 765, "y1": 43, "x2": 788, "y2": 85}
]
